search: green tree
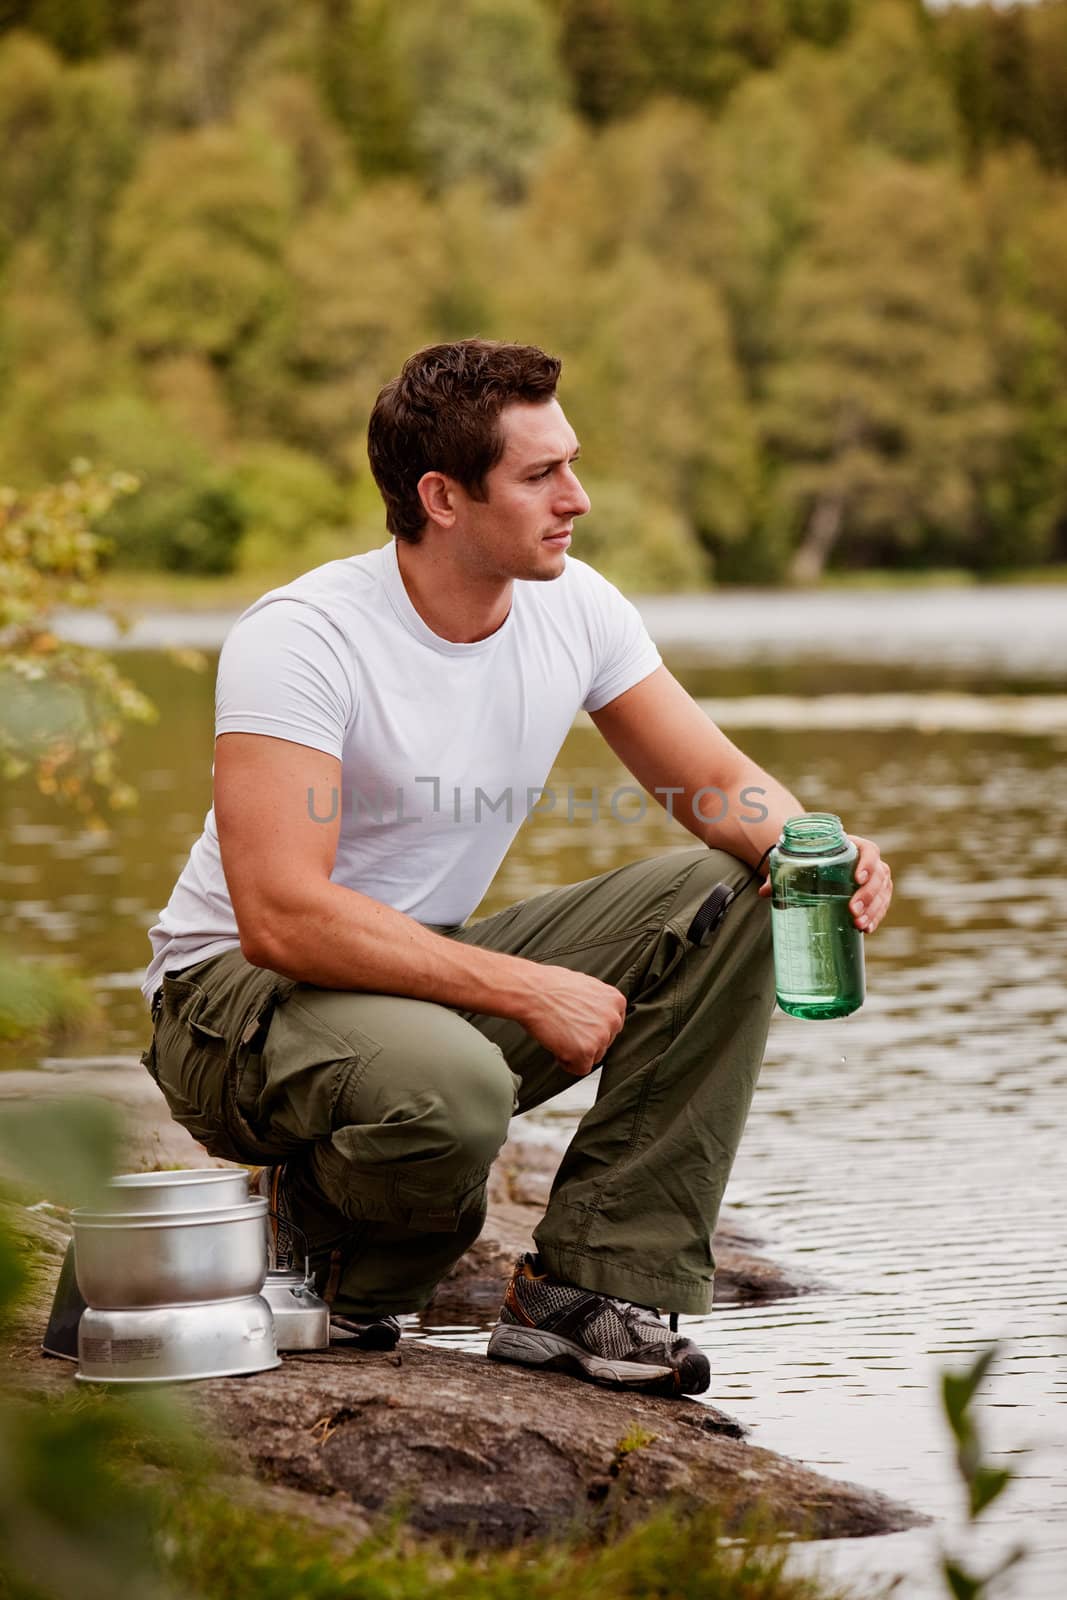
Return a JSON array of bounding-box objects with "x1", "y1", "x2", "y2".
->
[
  {"x1": 708, "y1": 66, "x2": 828, "y2": 393},
  {"x1": 231, "y1": 441, "x2": 351, "y2": 575},
  {"x1": 74, "y1": 392, "x2": 246, "y2": 572},
  {"x1": 1024, "y1": 0, "x2": 1067, "y2": 171},
  {"x1": 934, "y1": 0, "x2": 1056, "y2": 172},
  {"x1": 551, "y1": 0, "x2": 799, "y2": 123},
  {"x1": 42, "y1": 55, "x2": 137, "y2": 309},
  {"x1": 9, "y1": 0, "x2": 137, "y2": 58},
  {"x1": 549, "y1": 0, "x2": 648, "y2": 123},
  {"x1": 974, "y1": 149, "x2": 1067, "y2": 566},
  {"x1": 248, "y1": 180, "x2": 445, "y2": 468},
  {"x1": 0, "y1": 30, "x2": 63, "y2": 261},
  {"x1": 106, "y1": 124, "x2": 294, "y2": 361},
  {"x1": 393, "y1": 0, "x2": 566, "y2": 201},
  {"x1": 0, "y1": 241, "x2": 248, "y2": 574},
  {"x1": 782, "y1": 0, "x2": 855, "y2": 49},
  {"x1": 571, "y1": 475, "x2": 709, "y2": 593},
  {"x1": 0, "y1": 243, "x2": 103, "y2": 486},
  {"x1": 563, "y1": 249, "x2": 759, "y2": 561},
  {"x1": 0, "y1": 35, "x2": 137, "y2": 308},
  {"x1": 313, "y1": 0, "x2": 419, "y2": 177},
  {"x1": 571, "y1": 98, "x2": 722, "y2": 278},
  {"x1": 762, "y1": 159, "x2": 1008, "y2": 580},
  {"x1": 234, "y1": 69, "x2": 356, "y2": 215},
  {"x1": 822, "y1": 0, "x2": 959, "y2": 166},
  {"x1": 135, "y1": 0, "x2": 291, "y2": 127}
]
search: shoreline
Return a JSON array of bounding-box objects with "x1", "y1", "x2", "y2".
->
[
  {"x1": 44, "y1": 584, "x2": 1067, "y2": 683},
  {"x1": 79, "y1": 565, "x2": 1067, "y2": 619}
]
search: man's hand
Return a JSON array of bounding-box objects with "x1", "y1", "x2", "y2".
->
[
  {"x1": 843, "y1": 835, "x2": 893, "y2": 932},
  {"x1": 759, "y1": 833, "x2": 893, "y2": 934},
  {"x1": 518, "y1": 966, "x2": 628, "y2": 1077}
]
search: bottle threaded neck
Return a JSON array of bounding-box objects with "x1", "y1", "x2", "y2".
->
[{"x1": 780, "y1": 813, "x2": 849, "y2": 855}]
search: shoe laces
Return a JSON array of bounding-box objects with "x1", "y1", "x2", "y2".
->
[{"x1": 603, "y1": 1296, "x2": 670, "y2": 1339}]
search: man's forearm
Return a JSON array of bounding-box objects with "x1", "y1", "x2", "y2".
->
[
  {"x1": 242, "y1": 881, "x2": 543, "y2": 1020},
  {"x1": 685, "y1": 759, "x2": 803, "y2": 874}
]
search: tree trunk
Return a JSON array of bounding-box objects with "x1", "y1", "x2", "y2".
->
[{"x1": 788, "y1": 492, "x2": 846, "y2": 585}]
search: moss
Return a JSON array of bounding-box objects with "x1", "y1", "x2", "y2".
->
[
  {"x1": 162, "y1": 1487, "x2": 849, "y2": 1600},
  {"x1": 613, "y1": 1423, "x2": 659, "y2": 1459},
  {"x1": 0, "y1": 949, "x2": 97, "y2": 1054}
]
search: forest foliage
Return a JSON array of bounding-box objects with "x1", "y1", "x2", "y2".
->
[{"x1": 2, "y1": 0, "x2": 1067, "y2": 586}]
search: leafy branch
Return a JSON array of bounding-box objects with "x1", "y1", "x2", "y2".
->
[
  {"x1": 0, "y1": 462, "x2": 157, "y2": 820},
  {"x1": 940, "y1": 1345, "x2": 1025, "y2": 1600}
]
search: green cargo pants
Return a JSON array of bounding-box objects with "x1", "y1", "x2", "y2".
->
[{"x1": 142, "y1": 847, "x2": 774, "y2": 1319}]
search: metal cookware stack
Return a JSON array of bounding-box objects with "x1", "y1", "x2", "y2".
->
[{"x1": 70, "y1": 1168, "x2": 281, "y2": 1385}]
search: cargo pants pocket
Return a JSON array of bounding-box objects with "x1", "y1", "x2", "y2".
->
[
  {"x1": 148, "y1": 967, "x2": 295, "y2": 1163},
  {"x1": 150, "y1": 974, "x2": 240, "y2": 1159}
]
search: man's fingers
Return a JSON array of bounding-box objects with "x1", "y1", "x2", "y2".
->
[
  {"x1": 851, "y1": 844, "x2": 895, "y2": 934},
  {"x1": 553, "y1": 1058, "x2": 593, "y2": 1079},
  {"x1": 852, "y1": 863, "x2": 892, "y2": 933},
  {"x1": 850, "y1": 837, "x2": 881, "y2": 885}
]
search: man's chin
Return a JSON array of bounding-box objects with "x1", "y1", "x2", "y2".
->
[{"x1": 530, "y1": 549, "x2": 568, "y2": 581}]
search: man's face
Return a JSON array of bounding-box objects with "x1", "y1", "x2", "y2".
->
[{"x1": 452, "y1": 399, "x2": 591, "y2": 582}]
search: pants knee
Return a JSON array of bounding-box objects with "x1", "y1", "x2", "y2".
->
[
  {"x1": 329, "y1": 1031, "x2": 515, "y2": 1201},
  {"x1": 429, "y1": 1042, "x2": 517, "y2": 1177}
]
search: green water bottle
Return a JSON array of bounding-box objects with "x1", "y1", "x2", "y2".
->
[{"x1": 769, "y1": 813, "x2": 865, "y2": 1020}]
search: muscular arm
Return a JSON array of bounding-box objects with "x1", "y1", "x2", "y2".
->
[
  {"x1": 591, "y1": 666, "x2": 802, "y2": 866},
  {"x1": 591, "y1": 667, "x2": 893, "y2": 931},
  {"x1": 213, "y1": 732, "x2": 625, "y2": 1073}
]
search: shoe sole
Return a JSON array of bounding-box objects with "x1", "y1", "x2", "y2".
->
[{"x1": 487, "y1": 1323, "x2": 708, "y2": 1396}]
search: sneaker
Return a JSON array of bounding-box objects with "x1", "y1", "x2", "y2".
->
[
  {"x1": 250, "y1": 1165, "x2": 295, "y2": 1271},
  {"x1": 329, "y1": 1313, "x2": 402, "y2": 1352},
  {"x1": 487, "y1": 1253, "x2": 710, "y2": 1397}
]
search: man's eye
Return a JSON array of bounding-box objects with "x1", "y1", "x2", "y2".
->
[{"x1": 530, "y1": 468, "x2": 551, "y2": 481}]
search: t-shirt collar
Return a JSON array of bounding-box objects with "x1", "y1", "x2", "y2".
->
[{"x1": 380, "y1": 537, "x2": 514, "y2": 656}]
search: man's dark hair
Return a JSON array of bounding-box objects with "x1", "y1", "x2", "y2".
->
[{"x1": 367, "y1": 339, "x2": 562, "y2": 543}]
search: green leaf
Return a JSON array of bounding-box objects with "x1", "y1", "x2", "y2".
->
[
  {"x1": 0, "y1": 1098, "x2": 121, "y2": 1210},
  {"x1": 942, "y1": 1559, "x2": 980, "y2": 1600},
  {"x1": 942, "y1": 1372, "x2": 970, "y2": 1440},
  {"x1": 970, "y1": 1465, "x2": 1014, "y2": 1519},
  {"x1": 942, "y1": 1345, "x2": 999, "y2": 1436}
]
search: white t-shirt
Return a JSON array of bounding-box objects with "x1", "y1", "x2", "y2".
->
[{"x1": 141, "y1": 540, "x2": 661, "y2": 1004}]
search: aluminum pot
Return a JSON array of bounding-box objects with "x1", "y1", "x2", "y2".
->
[
  {"x1": 262, "y1": 1269, "x2": 330, "y2": 1351},
  {"x1": 72, "y1": 1198, "x2": 269, "y2": 1309},
  {"x1": 101, "y1": 1168, "x2": 249, "y2": 1214},
  {"x1": 76, "y1": 1294, "x2": 279, "y2": 1384}
]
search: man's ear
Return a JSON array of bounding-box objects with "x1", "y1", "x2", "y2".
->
[{"x1": 417, "y1": 471, "x2": 457, "y2": 529}]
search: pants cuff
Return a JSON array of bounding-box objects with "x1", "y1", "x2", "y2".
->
[{"x1": 533, "y1": 1240, "x2": 714, "y2": 1316}]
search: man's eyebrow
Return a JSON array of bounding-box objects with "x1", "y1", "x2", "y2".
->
[{"x1": 523, "y1": 445, "x2": 582, "y2": 471}]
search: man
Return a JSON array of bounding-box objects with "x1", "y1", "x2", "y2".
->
[{"x1": 141, "y1": 339, "x2": 892, "y2": 1397}]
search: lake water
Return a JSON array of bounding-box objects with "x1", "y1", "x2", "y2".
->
[{"x1": 4, "y1": 585, "x2": 1066, "y2": 1598}]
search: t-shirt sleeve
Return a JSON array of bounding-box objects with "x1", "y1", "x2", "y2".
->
[
  {"x1": 578, "y1": 565, "x2": 663, "y2": 713},
  {"x1": 215, "y1": 599, "x2": 354, "y2": 759}
]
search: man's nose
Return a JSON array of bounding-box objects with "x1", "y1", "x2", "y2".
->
[{"x1": 557, "y1": 465, "x2": 591, "y2": 518}]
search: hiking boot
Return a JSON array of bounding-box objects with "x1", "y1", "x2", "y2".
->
[
  {"x1": 487, "y1": 1252, "x2": 710, "y2": 1397},
  {"x1": 330, "y1": 1313, "x2": 402, "y2": 1351},
  {"x1": 250, "y1": 1165, "x2": 295, "y2": 1272}
]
